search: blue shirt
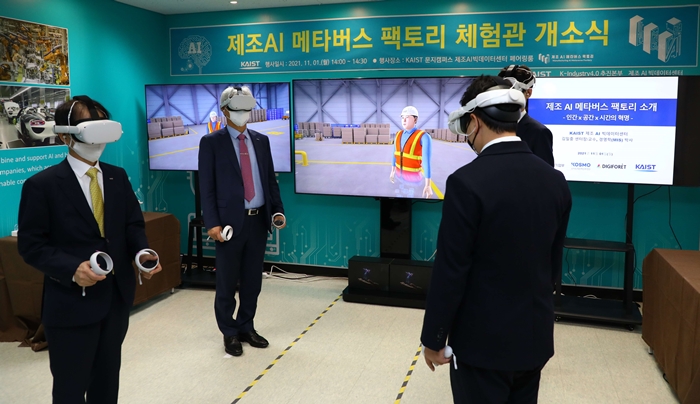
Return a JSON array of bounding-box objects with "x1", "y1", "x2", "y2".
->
[
  {"x1": 227, "y1": 126, "x2": 265, "y2": 209},
  {"x1": 391, "y1": 127, "x2": 432, "y2": 179}
]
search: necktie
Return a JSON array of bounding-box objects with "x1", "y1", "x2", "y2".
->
[
  {"x1": 238, "y1": 134, "x2": 255, "y2": 202},
  {"x1": 86, "y1": 167, "x2": 105, "y2": 237}
]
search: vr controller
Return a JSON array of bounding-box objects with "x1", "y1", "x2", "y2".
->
[
  {"x1": 273, "y1": 215, "x2": 285, "y2": 228},
  {"x1": 135, "y1": 249, "x2": 159, "y2": 285},
  {"x1": 83, "y1": 251, "x2": 113, "y2": 296}
]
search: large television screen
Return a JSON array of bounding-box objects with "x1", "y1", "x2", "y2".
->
[
  {"x1": 292, "y1": 77, "x2": 477, "y2": 199},
  {"x1": 146, "y1": 82, "x2": 291, "y2": 172},
  {"x1": 529, "y1": 76, "x2": 679, "y2": 185}
]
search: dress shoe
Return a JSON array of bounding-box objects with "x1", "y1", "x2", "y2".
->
[
  {"x1": 238, "y1": 330, "x2": 269, "y2": 348},
  {"x1": 224, "y1": 335, "x2": 243, "y2": 356}
]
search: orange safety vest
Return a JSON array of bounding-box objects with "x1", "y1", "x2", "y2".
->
[
  {"x1": 394, "y1": 129, "x2": 425, "y2": 173},
  {"x1": 208, "y1": 121, "x2": 221, "y2": 133}
]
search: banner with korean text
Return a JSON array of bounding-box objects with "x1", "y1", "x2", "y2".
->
[{"x1": 170, "y1": 6, "x2": 698, "y2": 78}]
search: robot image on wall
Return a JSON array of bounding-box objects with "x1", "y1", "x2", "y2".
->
[{"x1": 389, "y1": 106, "x2": 433, "y2": 199}]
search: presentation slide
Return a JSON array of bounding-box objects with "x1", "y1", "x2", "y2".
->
[{"x1": 529, "y1": 77, "x2": 679, "y2": 185}]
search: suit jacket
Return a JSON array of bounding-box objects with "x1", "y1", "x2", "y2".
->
[
  {"x1": 518, "y1": 113, "x2": 554, "y2": 166},
  {"x1": 17, "y1": 159, "x2": 149, "y2": 328},
  {"x1": 198, "y1": 127, "x2": 283, "y2": 237},
  {"x1": 421, "y1": 141, "x2": 571, "y2": 371}
]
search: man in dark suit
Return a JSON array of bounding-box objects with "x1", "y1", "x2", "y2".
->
[
  {"x1": 17, "y1": 96, "x2": 162, "y2": 403},
  {"x1": 498, "y1": 65, "x2": 555, "y2": 166},
  {"x1": 422, "y1": 76, "x2": 571, "y2": 403},
  {"x1": 198, "y1": 86, "x2": 285, "y2": 357}
]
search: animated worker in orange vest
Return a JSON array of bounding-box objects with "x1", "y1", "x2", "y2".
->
[
  {"x1": 389, "y1": 106, "x2": 433, "y2": 199},
  {"x1": 207, "y1": 111, "x2": 222, "y2": 133}
]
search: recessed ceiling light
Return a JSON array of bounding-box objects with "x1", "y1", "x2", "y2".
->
[{"x1": 230, "y1": 1, "x2": 237, "y2": 3}]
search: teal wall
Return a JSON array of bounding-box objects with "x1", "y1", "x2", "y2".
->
[
  {"x1": 1, "y1": 0, "x2": 167, "y2": 234},
  {"x1": 2, "y1": 0, "x2": 698, "y2": 290}
]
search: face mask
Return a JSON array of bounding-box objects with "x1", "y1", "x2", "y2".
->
[
  {"x1": 227, "y1": 110, "x2": 250, "y2": 127},
  {"x1": 70, "y1": 137, "x2": 106, "y2": 162}
]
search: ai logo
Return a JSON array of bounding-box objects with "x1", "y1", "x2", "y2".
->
[
  {"x1": 629, "y1": 15, "x2": 682, "y2": 62},
  {"x1": 538, "y1": 53, "x2": 550, "y2": 64},
  {"x1": 178, "y1": 35, "x2": 212, "y2": 74}
]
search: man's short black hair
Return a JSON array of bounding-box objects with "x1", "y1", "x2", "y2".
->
[
  {"x1": 459, "y1": 75, "x2": 519, "y2": 134},
  {"x1": 54, "y1": 96, "x2": 110, "y2": 126},
  {"x1": 497, "y1": 64, "x2": 535, "y2": 87}
]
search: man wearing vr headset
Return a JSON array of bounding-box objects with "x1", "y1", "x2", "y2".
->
[
  {"x1": 198, "y1": 86, "x2": 285, "y2": 357},
  {"x1": 17, "y1": 96, "x2": 162, "y2": 403},
  {"x1": 389, "y1": 105, "x2": 433, "y2": 198},
  {"x1": 421, "y1": 76, "x2": 571, "y2": 404},
  {"x1": 498, "y1": 65, "x2": 554, "y2": 166}
]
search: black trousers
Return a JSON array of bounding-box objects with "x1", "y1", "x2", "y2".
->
[
  {"x1": 214, "y1": 211, "x2": 267, "y2": 337},
  {"x1": 450, "y1": 361, "x2": 546, "y2": 404},
  {"x1": 43, "y1": 285, "x2": 131, "y2": 404}
]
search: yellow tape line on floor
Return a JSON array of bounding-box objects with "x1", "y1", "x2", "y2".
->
[
  {"x1": 394, "y1": 344, "x2": 423, "y2": 404},
  {"x1": 231, "y1": 294, "x2": 343, "y2": 404}
]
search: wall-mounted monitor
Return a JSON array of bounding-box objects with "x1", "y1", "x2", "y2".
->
[
  {"x1": 530, "y1": 76, "x2": 680, "y2": 186},
  {"x1": 146, "y1": 82, "x2": 291, "y2": 172},
  {"x1": 292, "y1": 77, "x2": 477, "y2": 199}
]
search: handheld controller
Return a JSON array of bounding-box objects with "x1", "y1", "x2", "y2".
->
[
  {"x1": 444, "y1": 345, "x2": 453, "y2": 358},
  {"x1": 84, "y1": 251, "x2": 113, "y2": 296}
]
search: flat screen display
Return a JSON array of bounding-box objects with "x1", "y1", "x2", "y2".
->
[
  {"x1": 529, "y1": 77, "x2": 679, "y2": 185},
  {"x1": 146, "y1": 82, "x2": 291, "y2": 172},
  {"x1": 292, "y1": 77, "x2": 477, "y2": 199}
]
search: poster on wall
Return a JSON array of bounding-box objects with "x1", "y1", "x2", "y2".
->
[
  {"x1": 170, "y1": 5, "x2": 698, "y2": 77},
  {"x1": 0, "y1": 16, "x2": 69, "y2": 85},
  {"x1": 0, "y1": 84, "x2": 70, "y2": 149}
]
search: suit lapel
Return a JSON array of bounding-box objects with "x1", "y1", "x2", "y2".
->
[
  {"x1": 55, "y1": 159, "x2": 101, "y2": 236},
  {"x1": 102, "y1": 164, "x2": 117, "y2": 238},
  {"x1": 248, "y1": 130, "x2": 267, "y2": 179},
  {"x1": 218, "y1": 129, "x2": 242, "y2": 179}
]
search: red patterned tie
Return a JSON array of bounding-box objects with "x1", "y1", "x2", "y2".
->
[{"x1": 238, "y1": 134, "x2": 255, "y2": 202}]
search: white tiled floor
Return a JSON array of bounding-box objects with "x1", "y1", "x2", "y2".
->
[{"x1": 0, "y1": 277, "x2": 680, "y2": 403}]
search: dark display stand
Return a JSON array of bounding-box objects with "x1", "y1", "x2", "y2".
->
[
  {"x1": 182, "y1": 172, "x2": 216, "y2": 286},
  {"x1": 554, "y1": 184, "x2": 643, "y2": 330},
  {"x1": 343, "y1": 198, "x2": 432, "y2": 308}
]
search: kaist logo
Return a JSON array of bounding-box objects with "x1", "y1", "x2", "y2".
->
[
  {"x1": 635, "y1": 164, "x2": 657, "y2": 172},
  {"x1": 597, "y1": 163, "x2": 627, "y2": 169}
]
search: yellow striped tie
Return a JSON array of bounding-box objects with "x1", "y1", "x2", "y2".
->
[{"x1": 86, "y1": 167, "x2": 105, "y2": 237}]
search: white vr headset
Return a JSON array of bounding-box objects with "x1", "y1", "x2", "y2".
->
[
  {"x1": 53, "y1": 96, "x2": 123, "y2": 144},
  {"x1": 499, "y1": 64, "x2": 536, "y2": 92},
  {"x1": 447, "y1": 86, "x2": 525, "y2": 136},
  {"x1": 220, "y1": 87, "x2": 257, "y2": 112},
  {"x1": 54, "y1": 120, "x2": 123, "y2": 144}
]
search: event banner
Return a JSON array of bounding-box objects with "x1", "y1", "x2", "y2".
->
[{"x1": 170, "y1": 6, "x2": 698, "y2": 76}]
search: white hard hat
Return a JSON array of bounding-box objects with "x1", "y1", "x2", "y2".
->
[
  {"x1": 209, "y1": 111, "x2": 217, "y2": 119},
  {"x1": 401, "y1": 106, "x2": 418, "y2": 118}
]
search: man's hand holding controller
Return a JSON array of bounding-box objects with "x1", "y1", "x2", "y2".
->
[
  {"x1": 272, "y1": 213, "x2": 286, "y2": 229},
  {"x1": 136, "y1": 249, "x2": 162, "y2": 280},
  {"x1": 76, "y1": 251, "x2": 113, "y2": 296}
]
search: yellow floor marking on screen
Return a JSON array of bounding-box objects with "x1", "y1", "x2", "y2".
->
[
  {"x1": 394, "y1": 344, "x2": 423, "y2": 403},
  {"x1": 231, "y1": 294, "x2": 342, "y2": 404},
  {"x1": 149, "y1": 146, "x2": 199, "y2": 158},
  {"x1": 430, "y1": 182, "x2": 445, "y2": 199},
  {"x1": 306, "y1": 160, "x2": 392, "y2": 165}
]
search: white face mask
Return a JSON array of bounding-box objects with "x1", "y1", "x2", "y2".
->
[
  {"x1": 227, "y1": 110, "x2": 250, "y2": 127},
  {"x1": 69, "y1": 137, "x2": 106, "y2": 162}
]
